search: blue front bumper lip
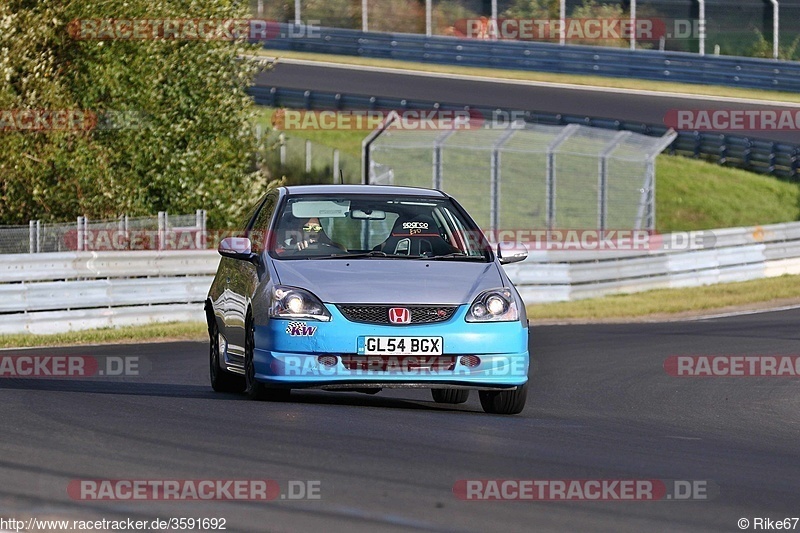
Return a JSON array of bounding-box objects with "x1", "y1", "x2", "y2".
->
[{"x1": 252, "y1": 304, "x2": 529, "y2": 387}]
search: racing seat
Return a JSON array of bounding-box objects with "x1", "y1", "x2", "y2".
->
[{"x1": 375, "y1": 215, "x2": 458, "y2": 256}]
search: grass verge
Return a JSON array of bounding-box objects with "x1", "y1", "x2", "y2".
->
[
  {"x1": 0, "y1": 322, "x2": 206, "y2": 350},
  {"x1": 527, "y1": 275, "x2": 800, "y2": 323},
  {"x1": 656, "y1": 155, "x2": 800, "y2": 232},
  {"x1": 261, "y1": 50, "x2": 800, "y2": 104}
]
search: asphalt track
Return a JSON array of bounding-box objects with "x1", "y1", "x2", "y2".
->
[
  {"x1": 2, "y1": 308, "x2": 799, "y2": 532},
  {"x1": 255, "y1": 60, "x2": 800, "y2": 144}
]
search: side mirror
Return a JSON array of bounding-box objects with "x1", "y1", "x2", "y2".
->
[
  {"x1": 218, "y1": 237, "x2": 259, "y2": 264},
  {"x1": 497, "y1": 242, "x2": 528, "y2": 265}
]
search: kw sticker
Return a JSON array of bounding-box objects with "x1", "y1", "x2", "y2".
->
[{"x1": 286, "y1": 322, "x2": 317, "y2": 337}]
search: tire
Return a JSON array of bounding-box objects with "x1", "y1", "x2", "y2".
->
[
  {"x1": 244, "y1": 315, "x2": 290, "y2": 402},
  {"x1": 209, "y1": 319, "x2": 245, "y2": 393},
  {"x1": 431, "y1": 389, "x2": 470, "y2": 404},
  {"x1": 478, "y1": 384, "x2": 528, "y2": 415}
]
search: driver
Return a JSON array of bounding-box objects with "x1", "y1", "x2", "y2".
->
[
  {"x1": 285, "y1": 217, "x2": 344, "y2": 251},
  {"x1": 296, "y1": 217, "x2": 326, "y2": 250}
]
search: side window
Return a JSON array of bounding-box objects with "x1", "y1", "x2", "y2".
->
[
  {"x1": 239, "y1": 194, "x2": 267, "y2": 233},
  {"x1": 249, "y1": 191, "x2": 278, "y2": 253}
]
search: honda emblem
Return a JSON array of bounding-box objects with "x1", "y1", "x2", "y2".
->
[{"x1": 388, "y1": 307, "x2": 411, "y2": 324}]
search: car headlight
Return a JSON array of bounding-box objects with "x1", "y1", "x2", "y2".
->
[
  {"x1": 270, "y1": 285, "x2": 331, "y2": 321},
  {"x1": 466, "y1": 288, "x2": 519, "y2": 322}
]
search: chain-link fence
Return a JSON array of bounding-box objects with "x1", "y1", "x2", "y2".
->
[
  {"x1": 0, "y1": 211, "x2": 207, "y2": 254},
  {"x1": 261, "y1": 128, "x2": 361, "y2": 184},
  {"x1": 366, "y1": 119, "x2": 677, "y2": 231}
]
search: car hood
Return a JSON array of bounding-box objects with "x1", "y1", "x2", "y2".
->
[{"x1": 273, "y1": 259, "x2": 503, "y2": 305}]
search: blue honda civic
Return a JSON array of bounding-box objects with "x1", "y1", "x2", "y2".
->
[{"x1": 205, "y1": 184, "x2": 530, "y2": 414}]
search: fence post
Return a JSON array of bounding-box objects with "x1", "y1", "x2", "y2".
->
[
  {"x1": 361, "y1": 111, "x2": 400, "y2": 184},
  {"x1": 29, "y1": 221, "x2": 35, "y2": 254},
  {"x1": 546, "y1": 124, "x2": 579, "y2": 230},
  {"x1": 645, "y1": 160, "x2": 656, "y2": 230},
  {"x1": 202, "y1": 210, "x2": 208, "y2": 248},
  {"x1": 280, "y1": 133, "x2": 286, "y2": 167},
  {"x1": 35, "y1": 220, "x2": 41, "y2": 253},
  {"x1": 426, "y1": 0, "x2": 432, "y2": 37},
  {"x1": 124, "y1": 215, "x2": 129, "y2": 250},
  {"x1": 698, "y1": 0, "x2": 706, "y2": 56},
  {"x1": 491, "y1": 125, "x2": 521, "y2": 234},
  {"x1": 114, "y1": 216, "x2": 123, "y2": 251},
  {"x1": 599, "y1": 131, "x2": 631, "y2": 233},
  {"x1": 158, "y1": 211, "x2": 166, "y2": 251},
  {"x1": 333, "y1": 149, "x2": 340, "y2": 183},
  {"x1": 77, "y1": 216, "x2": 83, "y2": 251},
  {"x1": 196, "y1": 209, "x2": 204, "y2": 249},
  {"x1": 432, "y1": 130, "x2": 456, "y2": 190}
]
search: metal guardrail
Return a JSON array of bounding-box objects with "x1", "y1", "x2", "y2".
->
[
  {"x1": 262, "y1": 24, "x2": 800, "y2": 92},
  {"x1": 503, "y1": 221, "x2": 800, "y2": 304},
  {"x1": 3, "y1": 222, "x2": 800, "y2": 333},
  {"x1": 0, "y1": 250, "x2": 219, "y2": 335},
  {"x1": 250, "y1": 86, "x2": 800, "y2": 179}
]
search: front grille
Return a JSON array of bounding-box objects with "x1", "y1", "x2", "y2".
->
[
  {"x1": 337, "y1": 305, "x2": 457, "y2": 325},
  {"x1": 340, "y1": 355, "x2": 457, "y2": 372}
]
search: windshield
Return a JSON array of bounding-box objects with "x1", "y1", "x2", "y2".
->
[{"x1": 269, "y1": 194, "x2": 491, "y2": 261}]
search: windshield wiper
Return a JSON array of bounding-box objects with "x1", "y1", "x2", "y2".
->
[
  {"x1": 424, "y1": 253, "x2": 487, "y2": 261},
  {"x1": 318, "y1": 251, "x2": 423, "y2": 259}
]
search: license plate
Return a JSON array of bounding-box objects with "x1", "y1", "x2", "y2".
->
[{"x1": 358, "y1": 336, "x2": 443, "y2": 356}]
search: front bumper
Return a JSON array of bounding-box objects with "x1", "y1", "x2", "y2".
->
[{"x1": 252, "y1": 304, "x2": 529, "y2": 389}]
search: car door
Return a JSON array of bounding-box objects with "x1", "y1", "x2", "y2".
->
[{"x1": 225, "y1": 190, "x2": 278, "y2": 361}]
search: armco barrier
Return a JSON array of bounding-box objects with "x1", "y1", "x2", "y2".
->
[
  {"x1": 263, "y1": 24, "x2": 800, "y2": 92},
  {"x1": 0, "y1": 250, "x2": 219, "y2": 335},
  {"x1": 502, "y1": 221, "x2": 800, "y2": 303},
  {"x1": 250, "y1": 86, "x2": 800, "y2": 179},
  {"x1": 2, "y1": 222, "x2": 800, "y2": 333}
]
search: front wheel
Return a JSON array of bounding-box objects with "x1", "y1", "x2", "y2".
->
[
  {"x1": 209, "y1": 319, "x2": 244, "y2": 393},
  {"x1": 479, "y1": 384, "x2": 527, "y2": 415},
  {"x1": 431, "y1": 389, "x2": 470, "y2": 404},
  {"x1": 244, "y1": 316, "x2": 290, "y2": 402}
]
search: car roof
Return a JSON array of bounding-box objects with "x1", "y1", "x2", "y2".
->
[{"x1": 282, "y1": 184, "x2": 449, "y2": 198}]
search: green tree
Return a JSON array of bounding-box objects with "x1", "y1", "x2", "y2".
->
[
  {"x1": 0, "y1": 0, "x2": 262, "y2": 228},
  {"x1": 569, "y1": 0, "x2": 628, "y2": 48},
  {"x1": 501, "y1": 0, "x2": 559, "y2": 20}
]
